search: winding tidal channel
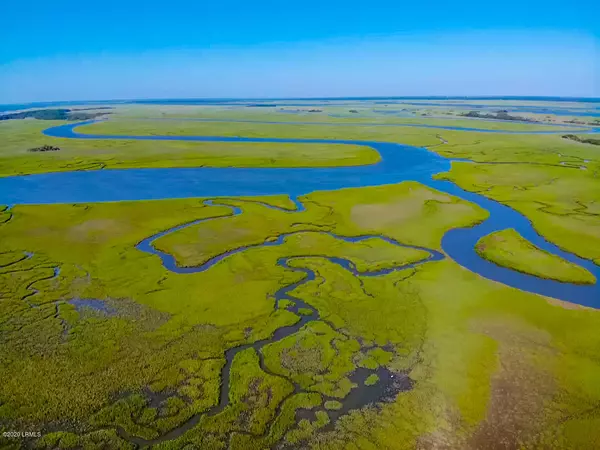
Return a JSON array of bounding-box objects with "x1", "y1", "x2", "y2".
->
[
  {"x1": 125, "y1": 198, "x2": 434, "y2": 446},
  {"x1": 1, "y1": 119, "x2": 597, "y2": 305},
  {"x1": 1, "y1": 119, "x2": 600, "y2": 445}
]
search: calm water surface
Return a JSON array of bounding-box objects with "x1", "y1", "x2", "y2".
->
[{"x1": 1, "y1": 120, "x2": 598, "y2": 306}]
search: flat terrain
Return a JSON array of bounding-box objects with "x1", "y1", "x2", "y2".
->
[
  {"x1": 438, "y1": 159, "x2": 600, "y2": 265},
  {"x1": 476, "y1": 228, "x2": 596, "y2": 284},
  {"x1": 0, "y1": 120, "x2": 379, "y2": 177},
  {"x1": 1, "y1": 100, "x2": 599, "y2": 449}
]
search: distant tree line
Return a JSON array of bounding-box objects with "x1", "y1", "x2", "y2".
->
[
  {"x1": 0, "y1": 108, "x2": 112, "y2": 121},
  {"x1": 562, "y1": 134, "x2": 600, "y2": 146},
  {"x1": 460, "y1": 110, "x2": 534, "y2": 122},
  {"x1": 71, "y1": 107, "x2": 113, "y2": 111}
]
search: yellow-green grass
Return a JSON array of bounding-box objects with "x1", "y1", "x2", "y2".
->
[
  {"x1": 190, "y1": 347, "x2": 294, "y2": 436},
  {"x1": 154, "y1": 182, "x2": 487, "y2": 267},
  {"x1": 364, "y1": 374, "x2": 380, "y2": 386},
  {"x1": 431, "y1": 131, "x2": 600, "y2": 165},
  {"x1": 307, "y1": 181, "x2": 489, "y2": 250},
  {"x1": 81, "y1": 113, "x2": 576, "y2": 137},
  {"x1": 325, "y1": 400, "x2": 343, "y2": 410},
  {"x1": 0, "y1": 196, "x2": 303, "y2": 435},
  {"x1": 77, "y1": 116, "x2": 443, "y2": 147},
  {"x1": 223, "y1": 392, "x2": 323, "y2": 450},
  {"x1": 35, "y1": 429, "x2": 133, "y2": 449},
  {"x1": 152, "y1": 198, "x2": 335, "y2": 268},
  {"x1": 283, "y1": 410, "x2": 330, "y2": 445},
  {"x1": 383, "y1": 99, "x2": 595, "y2": 108},
  {"x1": 3, "y1": 182, "x2": 600, "y2": 449},
  {"x1": 290, "y1": 257, "x2": 600, "y2": 449},
  {"x1": 563, "y1": 134, "x2": 600, "y2": 145},
  {"x1": 432, "y1": 132, "x2": 600, "y2": 267},
  {"x1": 153, "y1": 198, "x2": 432, "y2": 269},
  {"x1": 517, "y1": 113, "x2": 600, "y2": 126},
  {"x1": 0, "y1": 183, "x2": 482, "y2": 434},
  {"x1": 105, "y1": 104, "x2": 579, "y2": 131},
  {"x1": 358, "y1": 347, "x2": 393, "y2": 369},
  {"x1": 22, "y1": 113, "x2": 598, "y2": 279},
  {"x1": 0, "y1": 120, "x2": 379, "y2": 177},
  {"x1": 79, "y1": 116, "x2": 600, "y2": 167},
  {"x1": 476, "y1": 228, "x2": 595, "y2": 284},
  {"x1": 377, "y1": 104, "x2": 600, "y2": 127},
  {"x1": 262, "y1": 321, "x2": 360, "y2": 398},
  {"x1": 3, "y1": 112, "x2": 593, "y2": 179},
  {"x1": 437, "y1": 160, "x2": 600, "y2": 265}
]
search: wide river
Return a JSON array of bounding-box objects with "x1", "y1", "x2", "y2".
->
[{"x1": 0, "y1": 120, "x2": 598, "y2": 307}]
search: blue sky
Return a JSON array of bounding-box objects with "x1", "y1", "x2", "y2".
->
[{"x1": 1, "y1": 0, "x2": 598, "y2": 103}]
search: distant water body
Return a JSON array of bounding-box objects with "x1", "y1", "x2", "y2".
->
[
  {"x1": 0, "y1": 120, "x2": 598, "y2": 307},
  {"x1": 2, "y1": 96, "x2": 599, "y2": 113}
]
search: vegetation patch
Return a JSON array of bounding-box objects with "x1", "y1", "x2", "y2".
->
[
  {"x1": 437, "y1": 159, "x2": 600, "y2": 264},
  {"x1": 365, "y1": 374, "x2": 380, "y2": 386},
  {"x1": 562, "y1": 134, "x2": 600, "y2": 146},
  {"x1": 199, "y1": 348, "x2": 294, "y2": 436},
  {"x1": 325, "y1": 400, "x2": 343, "y2": 410},
  {"x1": 28, "y1": 145, "x2": 60, "y2": 152},
  {"x1": 297, "y1": 307, "x2": 313, "y2": 316},
  {"x1": 476, "y1": 228, "x2": 596, "y2": 284},
  {"x1": 461, "y1": 110, "x2": 534, "y2": 122},
  {"x1": 0, "y1": 119, "x2": 380, "y2": 177},
  {"x1": 153, "y1": 196, "x2": 435, "y2": 268},
  {"x1": 262, "y1": 321, "x2": 359, "y2": 398},
  {"x1": 0, "y1": 108, "x2": 111, "y2": 121}
]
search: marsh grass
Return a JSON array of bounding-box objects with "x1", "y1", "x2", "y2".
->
[
  {"x1": 476, "y1": 228, "x2": 596, "y2": 284},
  {"x1": 87, "y1": 109, "x2": 576, "y2": 131},
  {"x1": 0, "y1": 120, "x2": 380, "y2": 177},
  {"x1": 1, "y1": 177, "x2": 600, "y2": 448},
  {"x1": 438, "y1": 158, "x2": 600, "y2": 264}
]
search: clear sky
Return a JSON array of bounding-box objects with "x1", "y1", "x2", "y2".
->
[{"x1": 1, "y1": 0, "x2": 598, "y2": 103}]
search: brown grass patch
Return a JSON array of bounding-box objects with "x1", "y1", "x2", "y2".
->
[
  {"x1": 68, "y1": 219, "x2": 130, "y2": 243},
  {"x1": 351, "y1": 190, "x2": 451, "y2": 229},
  {"x1": 546, "y1": 297, "x2": 592, "y2": 311},
  {"x1": 468, "y1": 319, "x2": 556, "y2": 450}
]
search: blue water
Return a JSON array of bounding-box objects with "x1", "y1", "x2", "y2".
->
[
  {"x1": 1, "y1": 120, "x2": 598, "y2": 307},
  {"x1": 3, "y1": 96, "x2": 599, "y2": 114},
  {"x1": 68, "y1": 299, "x2": 116, "y2": 315}
]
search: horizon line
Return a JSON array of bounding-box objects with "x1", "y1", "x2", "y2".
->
[{"x1": 2, "y1": 95, "x2": 600, "y2": 108}]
